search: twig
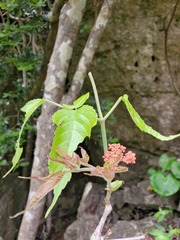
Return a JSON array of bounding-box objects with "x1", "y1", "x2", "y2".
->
[
  {"x1": 109, "y1": 236, "x2": 146, "y2": 240},
  {"x1": 90, "y1": 204, "x2": 113, "y2": 240},
  {"x1": 164, "y1": 0, "x2": 180, "y2": 96}
]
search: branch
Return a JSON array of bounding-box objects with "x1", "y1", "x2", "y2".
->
[
  {"x1": 109, "y1": 236, "x2": 146, "y2": 240},
  {"x1": 90, "y1": 203, "x2": 113, "y2": 240},
  {"x1": 18, "y1": 1, "x2": 87, "y2": 239},
  {"x1": 63, "y1": 0, "x2": 116, "y2": 104},
  {"x1": 164, "y1": 0, "x2": 180, "y2": 96}
]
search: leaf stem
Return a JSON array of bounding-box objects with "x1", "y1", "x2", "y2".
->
[
  {"x1": 104, "y1": 97, "x2": 122, "y2": 121},
  {"x1": 88, "y1": 72, "x2": 108, "y2": 153},
  {"x1": 45, "y1": 99, "x2": 63, "y2": 108}
]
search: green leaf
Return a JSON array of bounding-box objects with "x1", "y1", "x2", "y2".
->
[
  {"x1": 3, "y1": 98, "x2": 45, "y2": 177},
  {"x1": 171, "y1": 160, "x2": 180, "y2": 179},
  {"x1": 0, "y1": 160, "x2": 8, "y2": 167},
  {"x1": 159, "y1": 153, "x2": 176, "y2": 172},
  {"x1": 45, "y1": 104, "x2": 97, "y2": 216},
  {"x1": 105, "y1": 180, "x2": 124, "y2": 192},
  {"x1": 62, "y1": 104, "x2": 75, "y2": 110},
  {"x1": 153, "y1": 208, "x2": 173, "y2": 222},
  {"x1": 62, "y1": 93, "x2": 90, "y2": 110},
  {"x1": 150, "y1": 172, "x2": 180, "y2": 197},
  {"x1": 45, "y1": 172, "x2": 71, "y2": 218},
  {"x1": 148, "y1": 167, "x2": 157, "y2": 176},
  {"x1": 168, "y1": 228, "x2": 180, "y2": 237},
  {"x1": 50, "y1": 105, "x2": 97, "y2": 160},
  {"x1": 121, "y1": 94, "x2": 180, "y2": 141},
  {"x1": 21, "y1": 98, "x2": 45, "y2": 118},
  {"x1": 148, "y1": 228, "x2": 166, "y2": 237},
  {"x1": 73, "y1": 93, "x2": 89, "y2": 108}
]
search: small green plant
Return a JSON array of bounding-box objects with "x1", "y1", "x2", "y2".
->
[
  {"x1": 148, "y1": 208, "x2": 180, "y2": 240},
  {"x1": 4, "y1": 73, "x2": 180, "y2": 239},
  {"x1": 148, "y1": 153, "x2": 180, "y2": 197}
]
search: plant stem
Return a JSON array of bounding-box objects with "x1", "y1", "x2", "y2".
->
[
  {"x1": 104, "y1": 97, "x2": 122, "y2": 121},
  {"x1": 105, "y1": 180, "x2": 112, "y2": 203},
  {"x1": 100, "y1": 120, "x2": 108, "y2": 153},
  {"x1": 45, "y1": 98, "x2": 63, "y2": 108},
  {"x1": 90, "y1": 203, "x2": 113, "y2": 240},
  {"x1": 88, "y1": 72, "x2": 108, "y2": 153}
]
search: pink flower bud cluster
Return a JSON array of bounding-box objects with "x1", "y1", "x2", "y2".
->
[
  {"x1": 89, "y1": 143, "x2": 136, "y2": 181},
  {"x1": 103, "y1": 143, "x2": 136, "y2": 165}
]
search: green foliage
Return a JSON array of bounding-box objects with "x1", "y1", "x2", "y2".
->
[
  {"x1": 153, "y1": 208, "x2": 173, "y2": 223},
  {"x1": 5, "y1": 85, "x2": 180, "y2": 218},
  {"x1": 121, "y1": 94, "x2": 180, "y2": 141},
  {"x1": 0, "y1": 0, "x2": 50, "y2": 170},
  {"x1": 149, "y1": 208, "x2": 180, "y2": 240},
  {"x1": 0, "y1": 0, "x2": 49, "y2": 105},
  {"x1": 47, "y1": 93, "x2": 97, "y2": 217},
  {"x1": 148, "y1": 153, "x2": 180, "y2": 197},
  {"x1": 3, "y1": 98, "x2": 45, "y2": 177},
  {"x1": 105, "y1": 180, "x2": 124, "y2": 192},
  {"x1": 149, "y1": 226, "x2": 180, "y2": 240}
]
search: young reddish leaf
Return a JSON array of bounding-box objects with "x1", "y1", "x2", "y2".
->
[
  {"x1": 80, "y1": 147, "x2": 89, "y2": 164},
  {"x1": 28, "y1": 171, "x2": 64, "y2": 209},
  {"x1": 50, "y1": 148, "x2": 81, "y2": 169},
  {"x1": 10, "y1": 171, "x2": 64, "y2": 218}
]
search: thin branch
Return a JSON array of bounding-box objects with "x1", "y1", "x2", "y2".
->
[
  {"x1": 164, "y1": 0, "x2": 180, "y2": 96},
  {"x1": 109, "y1": 236, "x2": 146, "y2": 240},
  {"x1": 90, "y1": 204, "x2": 113, "y2": 240},
  {"x1": 104, "y1": 97, "x2": 122, "y2": 121}
]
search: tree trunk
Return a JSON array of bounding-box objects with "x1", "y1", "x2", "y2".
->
[
  {"x1": 18, "y1": 1, "x2": 86, "y2": 239},
  {"x1": 18, "y1": 0, "x2": 116, "y2": 239}
]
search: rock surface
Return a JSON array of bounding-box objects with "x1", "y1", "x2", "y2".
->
[
  {"x1": 81, "y1": 0, "x2": 180, "y2": 159},
  {"x1": 64, "y1": 181, "x2": 179, "y2": 239},
  {"x1": 110, "y1": 218, "x2": 154, "y2": 238}
]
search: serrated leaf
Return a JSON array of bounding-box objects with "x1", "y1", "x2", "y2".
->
[
  {"x1": 10, "y1": 171, "x2": 64, "y2": 218},
  {"x1": 159, "y1": 153, "x2": 176, "y2": 172},
  {"x1": 122, "y1": 94, "x2": 180, "y2": 141},
  {"x1": 171, "y1": 160, "x2": 180, "y2": 179},
  {"x1": 46, "y1": 104, "x2": 97, "y2": 216},
  {"x1": 73, "y1": 92, "x2": 89, "y2": 108},
  {"x1": 21, "y1": 98, "x2": 45, "y2": 118},
  {"x1": 3, "y1": 98, "x2": 45, "y2": 177},
  {"x1": 150, "y1": 172, "x2": 180, "y2": 197},
  {"x1": 29, "y1": 171, "x2": 64, "y2": 209},
  {"x1": 50, "y1": 105, "x2": 97, "y2": 160}
]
